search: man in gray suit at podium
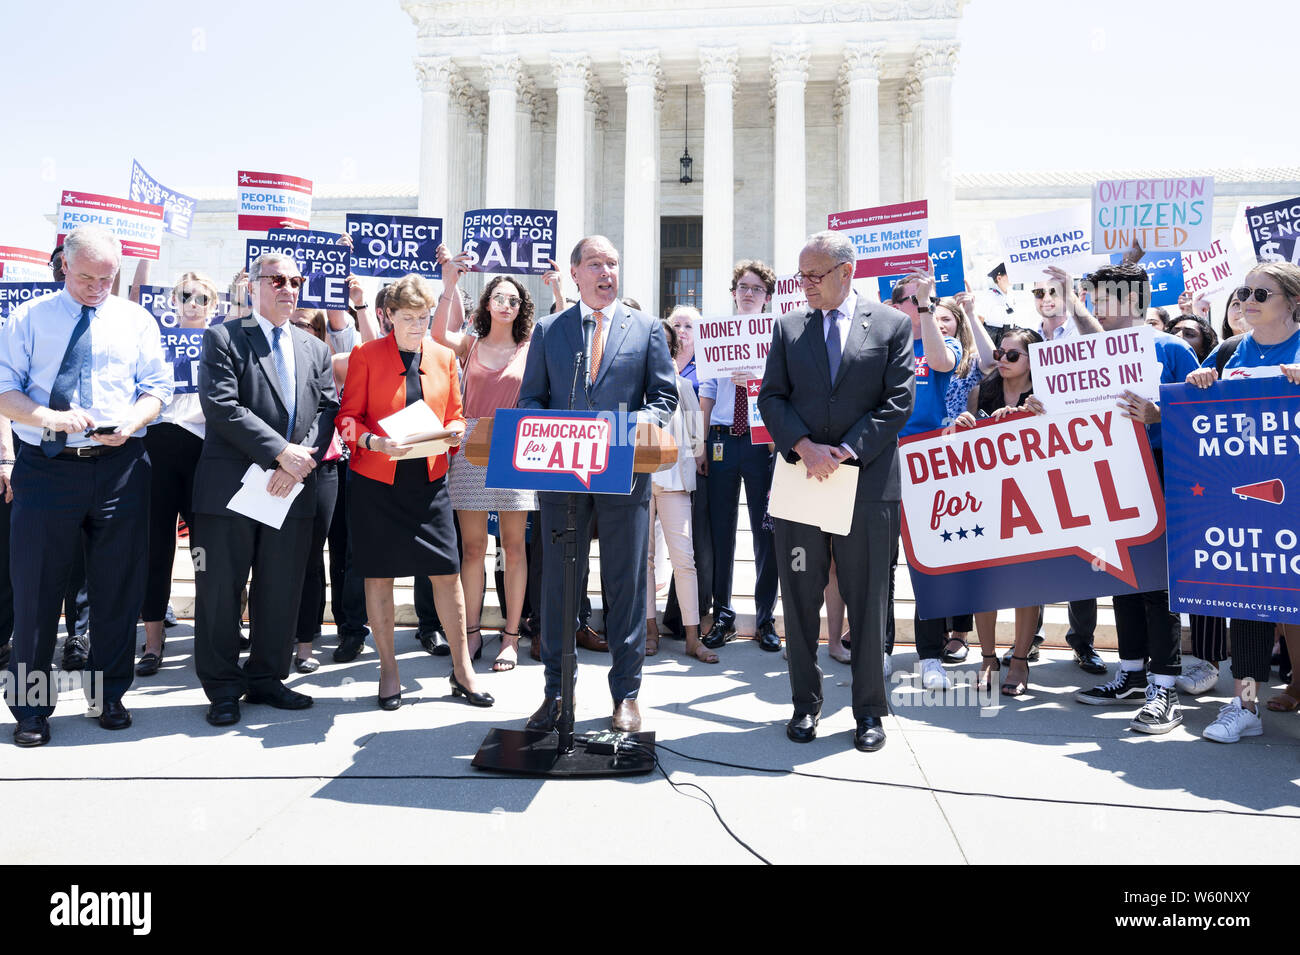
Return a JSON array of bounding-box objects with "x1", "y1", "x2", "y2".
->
[{"x1": 517, "y1": 235, "x2": 677, "y2": 733}]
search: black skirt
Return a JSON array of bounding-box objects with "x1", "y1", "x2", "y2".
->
[{"x1": 347, "y1": 460, "x2": 460, "y2": 578}]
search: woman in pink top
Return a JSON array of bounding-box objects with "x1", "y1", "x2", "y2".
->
[{"x1": 432, "y1": 253, "x2": 537, "y2": 671}]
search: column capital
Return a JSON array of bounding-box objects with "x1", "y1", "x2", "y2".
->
[
  {"x1": 414, "y1": 55, "x2": 458, "y2": 94},
  {"x1": 698, "y1": 46, "x2": 739, "y2": 92},
  {"x1": 550, "y1": 51, "x2": 592, "y2": 92},
  {"x1": 585, "y1": 85, "x2": 610, "y2": 129},
  {"x1": 897, "y1": 71, "x2": 921, "y2": 119},
  {"x1": 453, "y1": 74, "x2": 487, "y2": 130},
  {"x1": 840, "y1": 41, "x2": 885, "y2": 84},
  {"x1": 620, "y1": 48, "x2": 662, "y2": 88},
  {"x1": 913, "y1": 39, "x2": 960, "y2": 80},
  {"x1": 769, "y1": 43, "x2": 810, "y2": 86},
  {"x1": 480, "y1": 51, "x2": 523, "y2": 93}
]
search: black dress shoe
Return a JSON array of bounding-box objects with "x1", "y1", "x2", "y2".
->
[
  {"x1": 244, "y1": 683, "x2": 313, "y2": 710},
  {"x1": 786, "y1": 711, "x2": 819, "y2": 743},
  {"x1": 378, "y1": 692, "x2": 402, "y2": 711},
  {"x1": 13, "y1": 716, "x2": 50, "y2": 747},
  {"x1": 525, "y1": 697, "x2": 562, "y2": 732},
  {"x1": 61, "y1": 634, "x2": 90, "y2": 671},
  {"x1": 333, "y1": 633, "x2": 367, "y2": 663},
  {"x1": 701, "y1": 620, "x2": 736, "y2": 650},
  {"x1": 1072, "y1": 647, "x2": 1107, "y2": 675},
  {"x1": 756, "y1": 621, "x2": 782, "y2": 653},
  {"x1": 449, "y1": 672, "x2": 494, "y2": 707},
  {"x1": 97, "y1": 700, "x2": 132, "y2": 731},
  {"x1": 206, "y1": 699, "x2": 240, "y2": 726},
  {"x1": 418, "y1": 629, "x2": 450, "y2": 656},
  {"x1": 854, "y1": 716, "x2": 886, "y2": 752},
  {"x1": 135, "y1": 651, "x2": 162, "y2": 677}
]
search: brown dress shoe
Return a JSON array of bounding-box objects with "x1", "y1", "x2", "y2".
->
[
  {"x1": 576, "y1": 624, "x2": 608, "y2": 652},
  {"x1": 611, "y1": 699, "x2": 641, "y2": 732},
  {"x1": 526, "y1": 697, "x2": 562, "y2": 733}
]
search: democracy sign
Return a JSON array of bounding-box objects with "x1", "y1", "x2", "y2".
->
[
  {"x1": 345, "y1": 214, "x2": 443, "y2": 279},
  {"x1": 828, "y1": 201, "x2": 928, "y2": 279},
  {"x1": 878, "y1": 234, "x2": 965, "y2": 300},
  {"x1": 1181, "y1": 235, "x2": 1241, "y2": 299},
  {"x1": 485, "y1": 408, "x2": 635, "y2": 495},
  {"x1": 56, "y1": 191, "x2": 165, "y2": 259},
  {"x1": 244, "y1": 238, "x2": 349, "y2": 310},
  {"x1": 237, "y1": 170, "x2": 312, "y2": 232},
  {"x1": 997, "y1": 205, "x2": 1105, "y2": 284},
  {"x1": 772, "y1": 274, "x2": 804, "y2": 316},
  {"x1": 900, "y1": 411, "x2": 1167, "y2": 619},
  {"x1": 0, "y1": 247, "x2": 53, "y2": 281},
  {"x1": 746, "y1": 378, "x2": 771, "y2": 444},
  {"x1": 461, "y1": 208, "x2": 556, "y2": 275},
  {"x1": 1091, "y1": 177, "x2": 1214, "y2": 254},
  {"x1": 1162, "y1": 377, "x2": 1300, "y2": 624},
  {"x1": 139, "y1": 284, "x2": 231, "y2": 394},
  {"x1": 1029, "y1": 324, "x2": 1160, "y2": 416},
  {"x1": 129, "y1": 160, "x2": 197, "y2": 239},
  {"x1": 0, "y1": 282, "x2": 62, "y2": 323},
  {"x1": 138, "y1": 285, "x2": 231, "y2": 330},
  {"x1": 1247, "y1": 195, "x2": 1300, "y2": 266},
  {"x1": 267, "y1": 228, "x2": 343, "y2": 245},
  {"x1": 694, "y1": 312, "x2": 774, "y2": 380},
  {"x1": 1109, "y1": 250, "x2": 1184, "y2": 308}
]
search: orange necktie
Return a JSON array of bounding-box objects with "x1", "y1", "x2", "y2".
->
[{"x1": 590, "y1": 310, "x2": 604, "y2": 383}]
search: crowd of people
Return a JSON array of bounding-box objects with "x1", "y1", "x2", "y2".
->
[{"x1": 0, "y1": 222, "x2": 1296, "y2": 755}]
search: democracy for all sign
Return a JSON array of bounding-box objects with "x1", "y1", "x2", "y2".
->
[
  {"x1": 900, "y1": 410, "x2": 1167, "y2": 619},
  {"x1": 461, "y1": 208, "x2": 556, "y2": 275},
  {"x1": 244, "y1": 238, "x2": 349, "y2": 310},
  {"x1": 1162, "y1": 377, "x2": 1300, "y2": 624},
  {"x1": 345, "y1": 214, "x2": 443, "y2": 279},
  {"x1": 1092, "y1": 177, "x2": 1213, "y2": 254},
  {"x1": 485, "y1": 408, "x2": 635, "y2": 494},
  {"x1": 1182, "y1": 235, "x2": 1241, "y2": 299},
  {"x1": 56, "y1": 191, "x2": 165, "y2": 259},
  {"x1": 237, "y1": 170, "x2": 312, "y2": 232},
  {"x1": 997, "y1": 205, "x2": 1105, "y2": 284},
  {"x1": 0, "y1": 247, "x2": 53, "y2": 281},
  {"x1": 694, "y1": 312, "x2": 773, "y2": 380},
  {"x1": 828, "y1": 201, "x2": 928, "y2": 279},
  {"x1": 129, "y1": 160, "x2": 197, "y2": 239},
  {"x1": 1247, "y1": 196, "x2": 1300, "y2": 266},
  {"x1": 0, "y1": 282, "x2": 62, "y2": 323},
  {"x1": 878, "y1": 234, "x2": 965, "y2": 300},
  {"x1": 1029, "y1": 325, "x2": 1160, "y2": 415},
  {"x1": 1110, "y1": 250, "x2": 1184, "y2": 308}
]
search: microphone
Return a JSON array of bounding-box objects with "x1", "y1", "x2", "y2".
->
[{"x1": 581, "y1": 314, "x2": 596, "y2": 384}]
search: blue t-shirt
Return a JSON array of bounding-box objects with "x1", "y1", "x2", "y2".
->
[
  {"x1": 900, "y1": 336, "x2": 962, "y2": 438},
  {"x1": 1149, "y1": 329, "x2": 1200, "y2": 450},
  {"x1": 1202, "y1": 327, "x2": 1300, "y2": 372}
]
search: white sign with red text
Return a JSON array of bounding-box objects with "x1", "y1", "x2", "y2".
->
[
  {"x1": 1029, "y1": 324, "x2": 1161, "y2": 415},
  {"x1": 747, "y1": 378, "x2": 771, "y2": 444},
  {"x1": 694, "y1": 313, "x2": 774, "y2": 380},
  {"x1": 772, "y1": 274, "x2": 804, "y2": 316},
  {"x1": 0, "y1": 247, "x2": 53, "y2": 281},
  {"x1": 237, "y1": 170, "x2": 312, "y2": 231},
  {"x1": 828, "y1": 201, "x2": 929, "y2": 279},
  {"x1": 56, "y1": 191, "x2": 165, "y2": 259}
]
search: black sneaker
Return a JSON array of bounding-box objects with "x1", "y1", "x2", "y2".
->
[
  {"x1": 1075, "y1": 667, "x2": 1147, "y2": 705},
  {"x1": 1130, "y1": 683, "x2": 1182, "y2": 734},
  {"x1": 701, "y1": 620, "x2": 736, "y2": 650}
]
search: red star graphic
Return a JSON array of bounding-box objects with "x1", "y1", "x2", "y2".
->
[{"x1": 1191, "y1": 483, "x2": 1205, "y2": 496}]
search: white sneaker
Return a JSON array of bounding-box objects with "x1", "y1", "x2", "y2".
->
[
  {"x1": 921, "y1": 658, "x2": 951, "y2": 690},
  {"x1": 883, "y1": 653, "x2": 892, "y2": 679},
  {"x1": 1202, "y1": 699, "x2": 1263, "y2": 743},
  {"x1": 1175, "y1": 659, "x2": 1219, "y2": 696}
]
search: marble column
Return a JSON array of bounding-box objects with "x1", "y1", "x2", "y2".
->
[
  {"x1": 770, "y1": 43, "x2": 809, "y2": 275},
  {"x1": 552, "y1": 52, "x2": 591, "y2": 272},
  {"x1": 620, "y1": 48, "x2": 662, "y2": 310},
  {"x1": 481, "y1": 52, "x2": 521, "y2": 208},
  {"x1": 840, "y1": 42, "x2": 885, "y2": 211},
  {"x1": 414, "y1": 56, "x2": 456, "y2": 220},
  {"x1": 898, "y1": 73, "x2": 921, "y2": 202},
  {"x1": 699, "y1": 46, "x2": 738, "y2": 317},
  {"x1": 515, "y1": 72, "x2": 538, "y2": 208},
  {"x1": 915, "y1": 41, "x2": 960, "y2": 231}
]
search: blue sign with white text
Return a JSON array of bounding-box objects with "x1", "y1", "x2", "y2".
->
[
  {"x1": 878, "y1": 234, "x2": 965, "y2": 300},
  {"x1": 139, "y1": 284, "x2": 230, "y2": 395},
  {"x1": 345, "y1": 214, "x2": 443, "y2": 279},
  {"x1": 462, "y1": 208, "x2": 557, "y2": 276},
  {"x1": 1109, "y1": 250, "x2": 1185, "y2": 308},
  {"x1": 245, "y1": 237, "x2": 349, "y2": 310},
  {"x1": 485, "y1": 408, "x2": 634, "y2": 495},
  {"x1": 0, "y1": 282, "x2": 62, "y2": 323},
  {"x1": 138, "y1": 284, "x2": 231, "y2": 329},
  {"x1": 130, "y1": 160, "x2": 197, "y2": 238}
]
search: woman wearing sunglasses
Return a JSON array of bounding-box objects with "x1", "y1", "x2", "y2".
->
[
  {"x1": 946, "y1": 327, "x2": 1045, "y2": 696},
  {"x1": 1185, "y1": 263, "x2": 1300, "y2": 742},
  {"x1": 432, "y1": 254, "x2": 537, "y2": 672}
]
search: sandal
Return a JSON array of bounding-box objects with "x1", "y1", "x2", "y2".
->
[
  {"x1": 466, "y1": 626, "x2": 482, "y2": 661},
  {"x1": 1001, "y1": 653, "x2": 1030, "y2": 697},
  {"x1": 942, "y1": 636, "x2": 970, "y2": 664},
  {"x1": 646, "y1": 632, "x2": 660, "y2": 657},
  {"x1": 976, "y1": 653, "x2": 1001, "y2": 692},
  {"x1": 135, "y1": 651, "x2": 162, "y2": 677},
  {"x1": 684, "y1": 640, "x2": 719, "y2": 664},
  {"x1": 1266, "y1": 684, "x2": 1300, "y2": 712},
  {"x1": 493, "y1": 630, "x2": 519, "y2": 672}
]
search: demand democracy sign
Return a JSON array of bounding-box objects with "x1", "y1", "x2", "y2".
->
[
  {"x1": 461, "y1": 208, "x2": 556, "y2": 275},
  {"x1": 878, "y1": 234, "x2": 965, "y2": 300},
  {"x1": 345, "y1": 213, "x2": 443, "y2": 279},
  {"x1": 900, "y1": 411, "x2": 1167, "y2": 619},
  {"x1": 1162, "y1": 377, "x2": 1300, "y2": 624},
  {"x1": 828, "y1": 201, "x2": 928, "y2": 279},
  {"x1": 129, "y1": 160, "x2": 197, "y2": 239},
  {"x1": 237, "y1": 170, "x2": 312, "y2": 232},
  {"x1": 1109, "y1": 250, "x2": 1184, "y2": 308},
  {"x1": 1029, "y1": 324, "x2": 1160, "y2": 415},
  {"x1": 0, "y1": 282, "x2": 61, "y2": 322},
  {"x1": 694, "y1": 312, "x2": 774, "y2": 380},
  {"x1": 997, "y1": 205, "x2": 1105, "y2": 284},
  {"x1": 0, "y1": 247, "x2": 53, "y2": 281},
  {"x1": 244, "y1": 238, "x2": 349, "y2": 310},
  {"x1": 1091, "y1": 177, "x2": 1214, "y2": 254},
  {"x1": 1247, "y1": 195, "x2": 1300, "y2": 266},
  {"x1": 56, "y1": 190, "x2": 165, "y2": 259}
]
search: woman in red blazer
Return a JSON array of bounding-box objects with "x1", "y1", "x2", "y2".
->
[{"x1": 337, "y1": 274, "x2": 492, "y2": 711}]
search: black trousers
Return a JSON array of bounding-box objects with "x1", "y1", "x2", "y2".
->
[
  {"x1": 1228, "y1": 618, "x2": 1274, "y2": 683},
  {"x1": 886, "y1": 540, "x2": 949, "y2": 659},
  {"x1": 295, "y1": 460, "x2": 339, "y2": 643},
  {"x1": 142, "y1": 423, "x2": 202, "y2": 621},
  {"x1": 705, "y1": 428, "x2": 778, "y2": 628},
  {"x1": 0, "y1": 493, "x2": 13, "y2": 645},
  {"x1": 326, "y1": 458, "x2": 369, "y2": 640},
  {"x1": 8, "y1": 440, "x2": 150, "y2": 721},
  {"x1": 1113, "y1": 448, "x2": 1180, "y2": 676}
]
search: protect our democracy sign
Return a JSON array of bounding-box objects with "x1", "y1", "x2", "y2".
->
[
  {"x1": 56, "y1": 191, "x2": 165, "y2": 259},
  {"x1": 1247, "y1": 195, "x2": 1300, "y2": 265},
  {"x1": 1029, "y1": 324, "x2": 1160, "y2": 416},
  {"x1": 1091, "y1": 177, "x2": 1214, "y2": 254},
  {"x1": 828, "y1": 201, "x2": 928, "y2": 279},
  {"x1": 345, "y1": 214, "x2": 443, "y2": 279},
  {"x1": 0, "y1": 247, "x2": 53, "y2": 281},
  {"x1": 0, "y1": 282, "x2": 62, "y2": 323},
  {"x1": 694, "y1": 312, "x2": 774, "y2": 380},
  {"x1": 997, "y1": 205, "x2": 1105, "y2": 284},
  {"x1": 129, "y1": 160, "x2": 197, "y2": 239},
  {"x1": 237, "y1": 170, "x2": 312, "y2": 232},
  {"x1": 900, "y1": 410, "x2": 1168, "y2": 619},
  {"x1": 1110, "y1": 250, "x2": 1184, "y2": 308},
  {"x1": 461, "y1": 208, "x2": 556, "y2": 275},
  {"x1": 878, "y1": 234, "x2": 965, "y2": 300},
  {"x1": 1181, "y1": 235, "x2": 1241, "y2": 299},
  {"x1": 245, "y1": 235, "x2": 349, "y2": 310},
  {"x1": 1162, "y1": 377, "x2": 1300, "y2": 624}
]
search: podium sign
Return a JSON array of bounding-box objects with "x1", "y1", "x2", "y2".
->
[{"x1": 485, "y1": 409, "x2": 635, "y2": 495}]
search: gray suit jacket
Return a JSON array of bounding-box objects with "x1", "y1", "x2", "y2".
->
[
  {"x1": 192, "y1": 318, "x2": 339, "y2": 519},
  {"x1": 757, "y1": 296, "x2": 914, "y2": 501}
]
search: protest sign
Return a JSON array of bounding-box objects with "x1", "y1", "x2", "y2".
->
[
  {"x1": 1029, "y1": 324, "x2": 1160, "y2": 415},
  {"x1": 0, "y1": 247, "x2": 53, "y2": 281},
  {"x1": 244, "y1": 238, "x2": 349, "y2": 310},
  {"x1": 237, "y1": 170, "x2": 312, "y2": 231},
  {"x1": 1247, "y1": 195, "x2": 1300, "y2": 265},
  {"x1": 771, "y1": 274, "x2": 804, "y2": 316},
  {"x1": 746, "y1": 378, "x2": 771, "y2": 444},
  {"x1": 997, "y1": 205, "x2": 1105, "y2": 284},
  {"x1": 461, "y1": 208, "x2": 556, "y2": 275},
  {"x1": 138, "y1": 284, "x2": 231, "y2": 330},
  {"x1": 900, "y1": 411, "x2": 1167, "y2": 619},
  {"x1": 1162, "y1": 377, "x2": 1300, "y2": 624},
  {"x1": 1091, "y1": 177, "x2": 1213, "y2": 254},
  {"x1": 267, "y1": 228, "x2": 343, "y2": 245},
  {"x1": 0, "y1": 282, "x2": 62, "y2": 323},
  {"x1": 1109, "y1": 250, "x2": 1184, "y2": 308},
  {"x1": 828, "y1": 201, "x2": 928, "y2": 279},
  {"x1": 878, "y1": 234, "x2": 965, "y2": 300},
  {"x1": 1181, "y1": 235, "x2": 1241, "y2": 299},
  {"x1": 694, "y1": 312, "x2": 773, "y2": 380},
  {"x1": 345, "y1": 214, "x2": 443, "y2": 279},
  {"x1": 129, "y1": 160, "x2": 197, "y2": 239},
  {"x1": 486, "y1": 409, "x2": 634, "y2": 494},
  {"x1": 56, "y1": 191, "x2": 164, "y2": 259}
]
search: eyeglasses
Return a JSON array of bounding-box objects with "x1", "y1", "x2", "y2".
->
[
  {"x1": 259, "y1": 275, "x2": 304, "y2": 290},
  {"x1": 993, "y1": 348, "x2": 1026, "y2": 363},
  {"x1": 491, "y1": 293, "x2": 521, "y2": 308},
  {"x1": 1032, "y1": 288, "x2": 1059, "y2": 300},
  {"x1": 180, "y1": 290, "x2": 212, "y2": 306},
  {"x1": 794, "y1": 266, "x2": 845, "y2": 286},
  {"x1": 1233, "y1": 285, "x2": 1283, "y2": 304},
  {"x1": 735, "y1": 283, "x2": 767, "y2": 296}
]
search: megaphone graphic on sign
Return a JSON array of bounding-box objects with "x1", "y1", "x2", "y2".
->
[{"x1": 1232, "y1": 479, "x2": 1285, "y2": 504}]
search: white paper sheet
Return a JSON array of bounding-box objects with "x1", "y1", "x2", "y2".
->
[
  {"x1": 768, "y1": 454, "x2": 858, "y2": 536},
  {"x1": 378, "y1": 402, "x2": 452, "y2": 459},
  {"x1": 226, "y1": 464, "x2": 306, "y2": 530}
]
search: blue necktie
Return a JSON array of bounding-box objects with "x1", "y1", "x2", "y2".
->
[
  {"x1": 41, "y1": 305, "x2": 94, "y2": 457},
  {"x1": 825, "y1": 309, "x2": 842, "y2": 383},
  {"x1": 272, "y1": 325, "x2": 296, "y2": 439}
]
